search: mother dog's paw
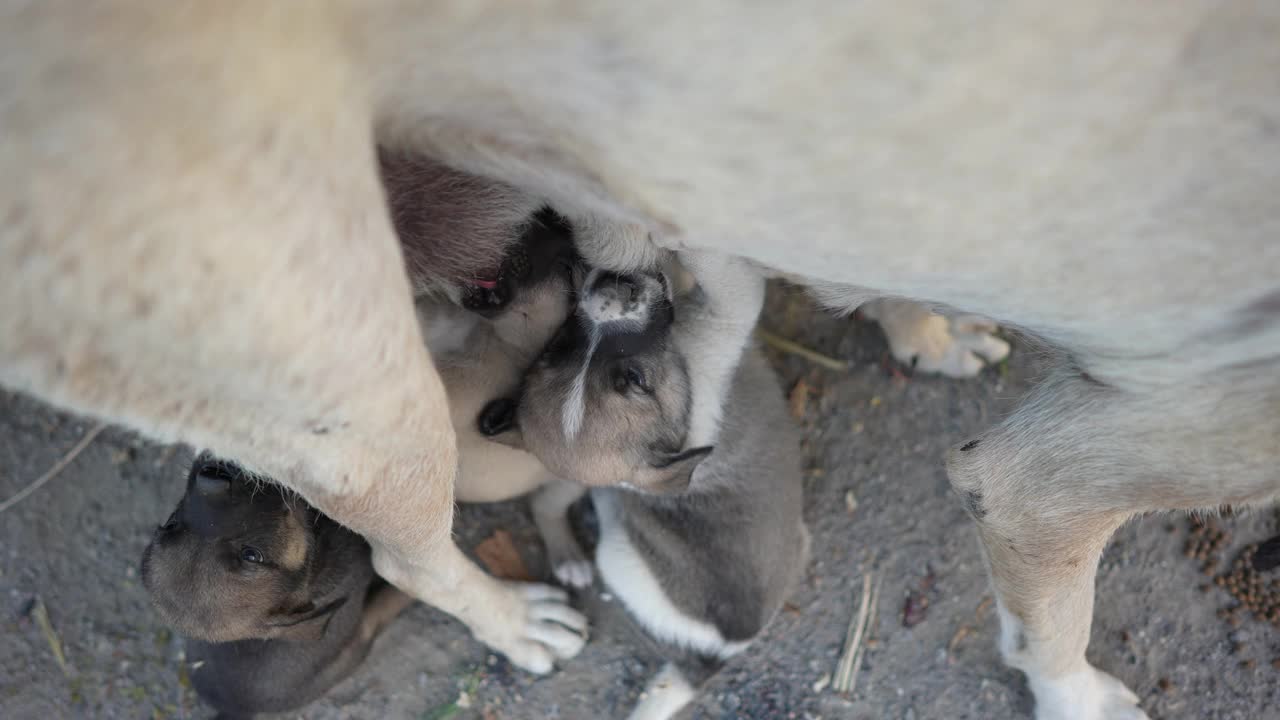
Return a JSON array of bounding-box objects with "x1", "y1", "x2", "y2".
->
[
  {"x1": 864, "y1": 299, "x2": 1009, "y2": 378},
  {"x1": 1030, "y1": 666, "x2": 1149, "y2": 720},
  {"x1": 473, "y1": 582, "x2": 588, "y2": 674}
]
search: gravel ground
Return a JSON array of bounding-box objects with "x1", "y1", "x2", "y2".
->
[{"x1": 2, "y1": 285, "x2": 1278, "y2": 720}]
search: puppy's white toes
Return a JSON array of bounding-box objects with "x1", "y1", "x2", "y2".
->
[
  {"x1": 1030, "y1": 666, "x2": 1149, "y2": 720},
  {"x1": 554, "y1": 560, "x2": 594, "y2": 588}
]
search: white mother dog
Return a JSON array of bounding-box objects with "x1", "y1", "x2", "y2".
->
[{"x1": 3, "y1": 4, "x2": 1277, "y2": 719}]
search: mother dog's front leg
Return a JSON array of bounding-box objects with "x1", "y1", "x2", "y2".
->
[
  {"x1": 301, "y1": 371, "x2": 587, "y2": 674},
  {"x1": 2, "y1": 123, "x2": 583, "y2": 677}
]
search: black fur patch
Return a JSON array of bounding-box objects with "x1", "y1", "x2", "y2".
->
[
  {"x1": 959, "y1": 439, "x2": 980, "y2": 452},
  {"x1": 962, "y1": 489, "x2": 986, "y2": 520}
]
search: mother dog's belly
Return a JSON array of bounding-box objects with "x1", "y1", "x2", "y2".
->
[{"x1": 368, "y1": 1, "x2": 1280, "y2": 380}]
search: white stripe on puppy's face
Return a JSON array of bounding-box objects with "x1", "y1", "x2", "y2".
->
[
  {"x1": 560, "y1": 269, "x2": 660, "y2": 441},
  {"x1": 560, "y1": 324, "x2": 599, "y2": 441}
]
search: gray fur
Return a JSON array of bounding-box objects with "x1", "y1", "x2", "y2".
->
[{"x1": 593, "y1": 345, "x2": 806, "y2": 643}]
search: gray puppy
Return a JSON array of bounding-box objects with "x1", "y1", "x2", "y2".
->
[
  {"x1": 141, "y1": 456, "x2": 412, "y2": 720},
  {"x1": 482, "y1": 267, "x2": 809, "y2": 719}
]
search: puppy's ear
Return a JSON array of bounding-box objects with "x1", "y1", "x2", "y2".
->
[
  {"x1": 637, "y1": 445, "x2": 713, "y2": 494},
  {"x1": 262, "y1": 596, "x2": 347, "y2": 642},
  {"x1": 478, "y1": 398, "x2": 525, "y2": 450}
]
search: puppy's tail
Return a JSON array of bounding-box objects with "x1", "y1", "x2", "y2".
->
[{"x1": 626, "y1": 655, "x2": 722, "y2": 720}]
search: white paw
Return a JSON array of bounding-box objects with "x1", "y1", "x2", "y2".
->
[
  {"x1": 871, "y1": 299, "x2": 1009, "y2": 378},
  {"x1": 1030, "y1": 666, "x2": 1149, "y2": 720},
  {"x1": 553, "y1": 559, "x2": 595, "y2": 589},
  {"x1": 473, "y1": 582, "x2": 589, "y2": 674}
]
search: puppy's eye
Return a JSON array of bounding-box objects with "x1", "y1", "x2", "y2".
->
[
  {"x1": 619, "y1": 366, "x2": 650, "y2": 394},
  {"x1": 240, "y1": 546, "x2": 264, "y2": 564}
]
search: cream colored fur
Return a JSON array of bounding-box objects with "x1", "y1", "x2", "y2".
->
[{"x1": 4, "y1": 3, "x2": 1278, "y2": 716}]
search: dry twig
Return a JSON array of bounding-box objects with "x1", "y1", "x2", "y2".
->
[
  {"x1": 31, "y1": 597, "x2": 71, "y2": 677},
  {"x1": 756, "y1": 328, "x2": 850, "y2": 372},
  {"x1": 0, "y1": 422, "x2": 105, "y2": 514},
  {"x1": 834, "y1": 572, "x2": 881, "y2": 694}
]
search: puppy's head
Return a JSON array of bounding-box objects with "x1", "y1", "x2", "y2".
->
[
  {"x1": 459, "y1": 208, "x2": 576, "y2": 314},
  {"x1": 480, "y1": 268, "x2": 712, "y2": 494},
  {"x1": 140, "y1": 456, "x2": 335, "y2": 643},
  {"x1": 463, "y1": 208, "x2": 580, "y2": 351}
]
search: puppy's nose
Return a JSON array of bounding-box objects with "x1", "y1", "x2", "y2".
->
[
  {"x1": 195, "y1": 472, "x2": 231, "y2": 497},
  {"x1": 588, "y1": 271, "x2": 640, "y2": 303},
  {"x1": 478, "y1": 398, "x2": 518, "y2": 436}
]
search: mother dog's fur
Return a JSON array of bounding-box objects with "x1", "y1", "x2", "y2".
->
[{"x1": 3, "y1": 2, "x2": 1279, "y2": 718}]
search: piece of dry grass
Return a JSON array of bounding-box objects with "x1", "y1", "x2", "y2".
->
[
  {"x1": 31, "y1": 597, "x2": 71, "y2": 677},
  {"x1": 0, "y1": 422, "x2": 105, "y2": 514},
  {"x1": 756, "y1": 328, "x2": 850, "y2": 372},
  {"x1": 833, "y1": 572, "x2": 881, "y2": 695}
]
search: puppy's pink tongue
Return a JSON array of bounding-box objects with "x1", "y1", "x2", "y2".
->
[{"x1": 472, "y1": 278, "x2": 499, "y2": 290}]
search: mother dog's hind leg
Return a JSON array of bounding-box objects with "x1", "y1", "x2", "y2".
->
[{"x1": 946, "y1": 368, "x2": 1280, "y2": 720}]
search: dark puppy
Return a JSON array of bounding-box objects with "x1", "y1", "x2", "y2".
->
[{"x1": 141, "y1": 456, "x2": 411, "y2": 719}]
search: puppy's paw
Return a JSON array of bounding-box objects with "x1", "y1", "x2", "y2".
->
[
  {"x1": 864, "y1": 299, "x2": 1009, "y2": 378},
  {"x1": 474, "y1": 582, "x2": 589, "y2": 674},
  {"x1": 544, "y1": 531, "x2": 594, "y2": 589},
  {"x1": 553, "y1": 559, "x2": 595, "y2": 589},
  {"x1": 1030, "y1": 666, "x2": 1149, "y2": 720}
]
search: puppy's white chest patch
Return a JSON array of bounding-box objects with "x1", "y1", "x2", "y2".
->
[{"x1": 593, "y1": 493, "x2": 748, "y2": 660}]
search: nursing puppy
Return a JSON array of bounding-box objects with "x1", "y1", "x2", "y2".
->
[
  {"x1": 482, "y1": 266, "x2": 808, "y2": 720},
  {"x1": 421, "y1": 207, "x2": 603, "y2": 587},
  {"x1": 141, "y1": 456, "x2": 412, "y2": 719}
]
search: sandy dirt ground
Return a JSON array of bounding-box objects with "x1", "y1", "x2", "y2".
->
[{"x1": 2, "y1": 285, "x2": 1278, "y2": 720}]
